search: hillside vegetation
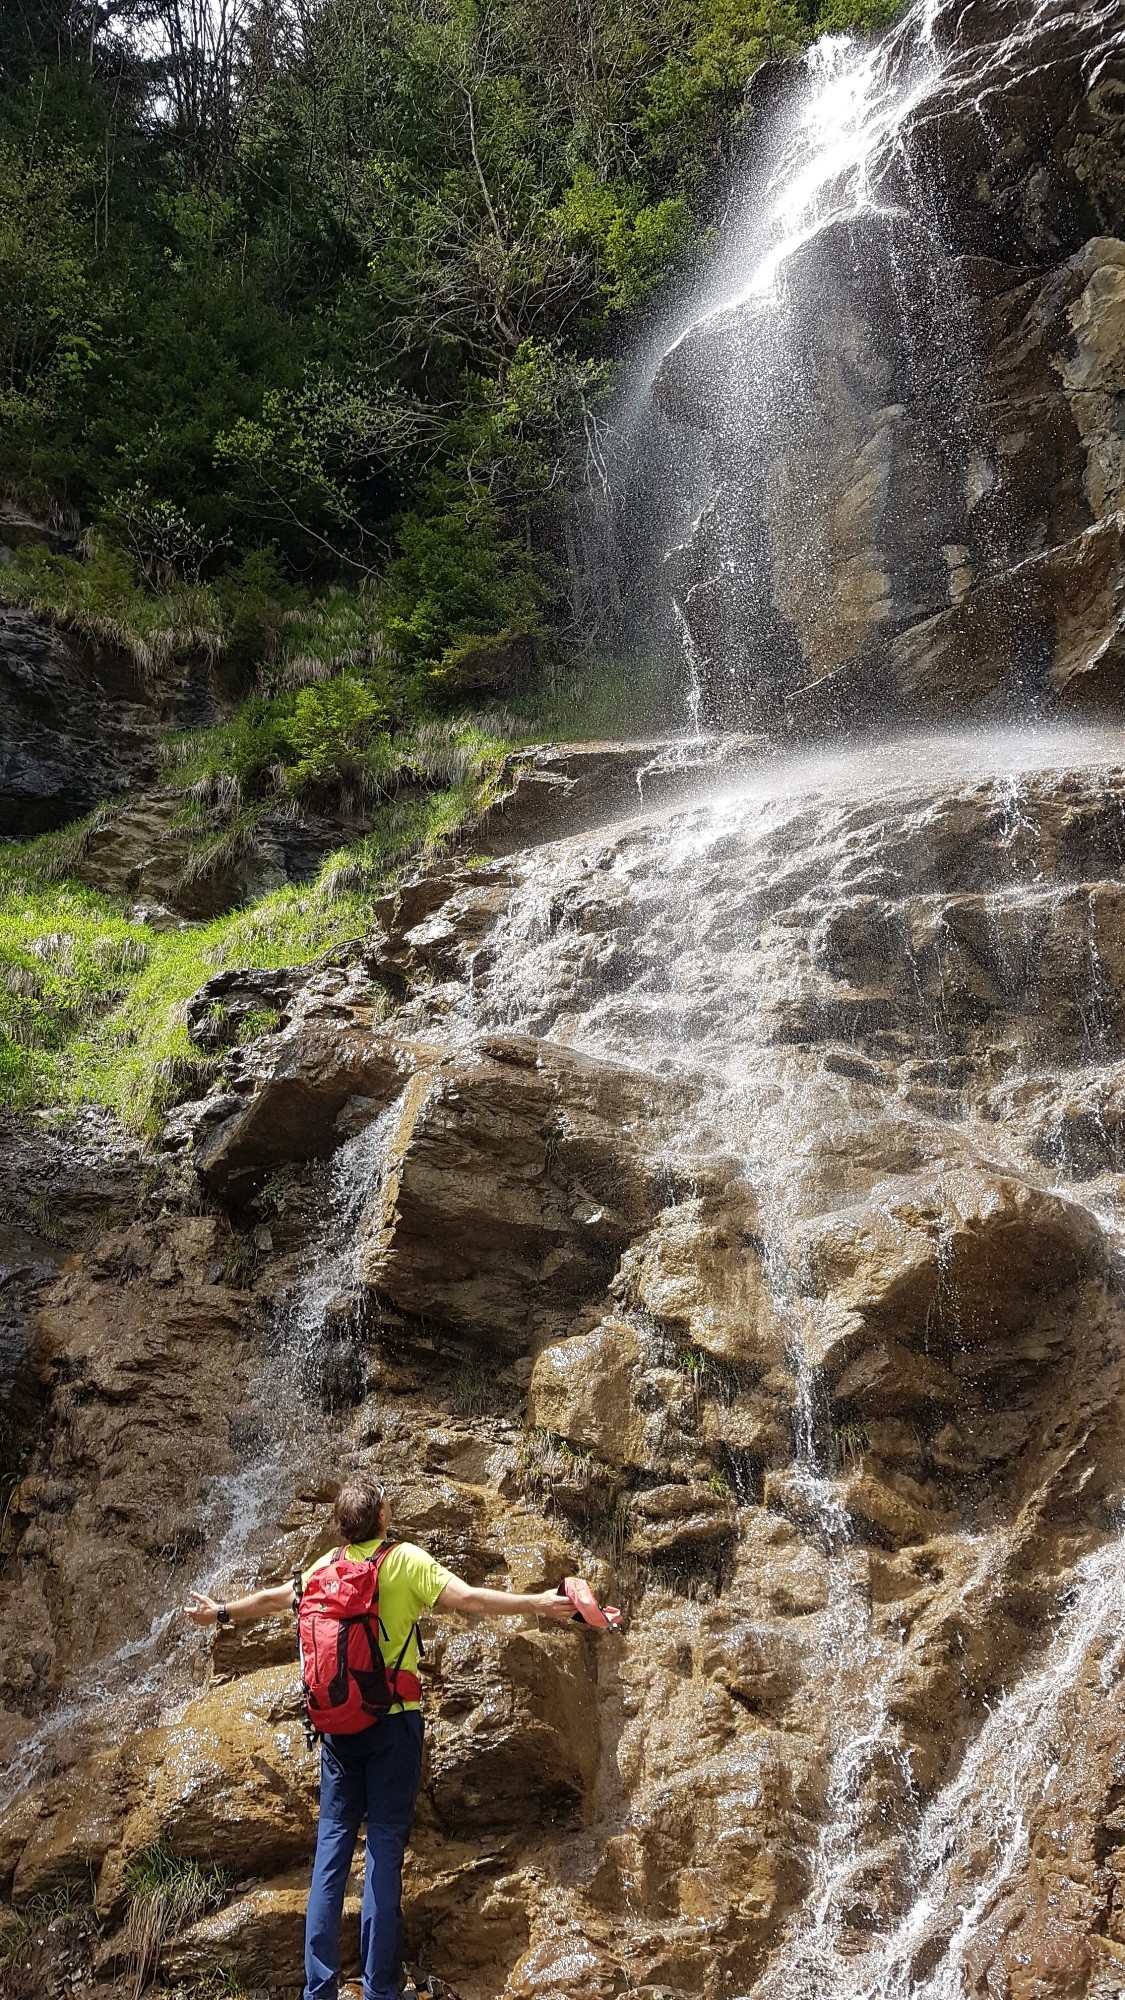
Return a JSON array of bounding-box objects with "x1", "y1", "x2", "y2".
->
[{"x1": 0, "y1": 0, "x2": 895, "y2": 1125}]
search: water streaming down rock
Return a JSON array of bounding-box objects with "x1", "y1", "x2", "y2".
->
[
  {"x1": 611, "y1": 0, "x2": 1125, "y2": 731},
  {"x1": 5, "y1": 0, "x2": 1125, "y2": 1987},
  {"x1": 0, "y1": 1090, "x2": 416, "y2": 1862},
  {"x1": 278, "y1": 1101, "x2": 407, "y2": 1411},
  {"x1": 463, "y1": 723, "x2": 1125, "y2": 1992},
  {"x1": 8, "y1": 727, "x2": 1125, "y2": 1989}
]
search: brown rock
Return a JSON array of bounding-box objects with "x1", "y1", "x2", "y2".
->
[
  {"x1": 794, "y1": 1164, "x2": 1105, "y2": 1377},
  {"x1": 358, "y1": 1038, "x2": 665, "y2": 1348},
  {"x1": 194, "y1": 1026, "x2": 418, "y2": 1199},
  {"x1": 627, "y1": 1482, "x2": 736, "y2": 1555},
  {"x1": 527, "y1": 1319, "x2": 645, "y2": 1465},
  {"x1": 113, "y1": 1666, "x2": 316, "y2": 1888},
  {"x1": 162, "y1": 1870, "x2": 362, "y2": 1987},
  {"x1": 614, "y1": 1189, "x2": 780, "y2": 1367},
  {"x1": 424, "y1": 1628, "x2": 598, "y2": 1834},
  {"x1": 473, "y1": 738, "x2": 769, "y2": 860}
]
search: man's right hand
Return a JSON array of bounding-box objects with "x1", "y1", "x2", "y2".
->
[{"x1": 534, "y1": 1587, "x2": 585, "y2": 1622}]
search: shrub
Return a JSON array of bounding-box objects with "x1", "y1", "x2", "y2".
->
[{"x1": 277, "y1": 675, "x2": 390, "y2": 799}]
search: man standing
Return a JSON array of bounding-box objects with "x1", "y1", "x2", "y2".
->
[{"x1": 185, "y1": 1473, "x2": 583, "y2": 2000}]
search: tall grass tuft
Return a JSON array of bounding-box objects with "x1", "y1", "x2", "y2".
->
[{"x1": 122, "y1": 1848, "x2": 225, "y2": 1995}]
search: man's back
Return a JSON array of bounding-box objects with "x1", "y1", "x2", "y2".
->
[{"x1": 303, "y1": 1539, "x2": 453, "y2": 1710}]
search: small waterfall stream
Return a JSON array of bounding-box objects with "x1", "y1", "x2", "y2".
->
[{"x1": 2, "y1": 1099, "x2": 409, "y2": 1811}]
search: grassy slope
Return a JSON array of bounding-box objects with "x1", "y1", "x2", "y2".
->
[
  {"x1": 0, "y1": 545, "x2": 665, "y2": 1132},
  {"x1": 0, "y1": 757, "x2": 512, "y2": 1130}
]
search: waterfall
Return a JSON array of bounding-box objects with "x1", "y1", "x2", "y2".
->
[
  {"x1": 1, "y1": 1100, "x2": 407, "y2": 1813},
  {"x1": 668, "y1": 2, "x2": 944, "y2": 327},
  {"x1": 471, "y1": 719, "x2": 1125, "y2": 1994},
  {"x1": 612, "y1": 0, "x2": 1123, "y2": 732},
  {"x1": 278, "y1": 1101, "x2": 405, "y2": 1410}
]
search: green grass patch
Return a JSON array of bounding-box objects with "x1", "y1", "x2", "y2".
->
[
  {"x1": 0, "y1": 862, "x2": 364, "y2": 1126},
  {"x1": 0, "y1": 1882, "x2": 96, "y2": 1971},
  {"x1": 0, "y1": 730, "x2": 513, "y2": 1128},
  {"x1": 1, "y1": 537, "x2": 225, "y2": 678}
]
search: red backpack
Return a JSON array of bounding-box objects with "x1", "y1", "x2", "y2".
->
[{"x1": 297, "y1": 1541, "x2": 421, "y2": 1736}]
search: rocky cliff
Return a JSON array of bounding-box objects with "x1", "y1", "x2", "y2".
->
[
  {"x1": 6, "y1": 726, "x2": 1125, "y2": 1999},
  {"x1": 654, "y1": 0, "x2": 1125, "y2": 731}
]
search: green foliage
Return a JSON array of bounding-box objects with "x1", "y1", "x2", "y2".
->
[
  {"x1": 278, "y1": 676, "x2": 390, "y2": 796},
  {"x1": 2, "y1": 539, "x2": 224, "y2": 676},
  {"x1": 235, "y1": 1006, "x2": 283, "y2": 1042},
  {"x1": 0, "y1": 706, "x2": 512, "y2": 1127},
  {"x1": 515, "y1": 1425, "x2": 595, "y2": 1510},
  {"x1": 0, "y1": 136, "x2": 103, "y2": 492},
  {"x1": 0, "y1": 0, "x2": 906, "y2": 675},
  {"x1": 814, "y1": 0, "x2": 904, "y2": 32},
  {"x1": 639, "y1": 0, "x2": 808, "y2": 171},
  {"x1": 451, "y1": 1358, "x2": 493, "y2": 1416},
  {"x1": 168, "y1": 1971, "x2": 250, "y2": 2000},
  {"x1": 379, "y1": 485, "x2": 548, "y2": 685},
  {"x1": 831, "y1": 1418, "x2": 870, "y2": 1471},
  {"x1": 557, "y1": 168, "x2": 693, "y2": 314},
  {"x1": 0, "y1": 869, "x2": 153, "y2": 1106}
]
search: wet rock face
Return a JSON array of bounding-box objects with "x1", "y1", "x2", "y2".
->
[
  {"x1": 0, "y1": 610, "x2": 215, "y2": 835},
  {"x1": 9, "y1": 736, "x2": 1125, "y2": 1998},
  {"x1": 657, "y1": 0, "x2": 1125, "y2": 730}
]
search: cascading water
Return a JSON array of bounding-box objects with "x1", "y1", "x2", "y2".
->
[
  {"x1": 278, "y1": 1101, "x2": 406, "y2": 1410},
  {"x1": 1, "y1": 1097, "x2": 408, "y2": 1814},
  {"x1": 556, "y1": 5, "x2": 1125, "y2": 1966},
  {"x1": 608, "y1": 0, "x2": 1123, "y2": 732},
  {"x1": 468, "y1": 720, "x2": 1125, "y2": 1993}
]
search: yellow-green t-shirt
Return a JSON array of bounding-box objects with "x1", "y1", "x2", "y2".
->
[{"x1": 302, "y1": 1539, "x2": 452, "y2": 1712}]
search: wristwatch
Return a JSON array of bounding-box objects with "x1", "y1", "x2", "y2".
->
[{"x1": 215, "y1": 1604, "x2": 233, "y2": 1628}]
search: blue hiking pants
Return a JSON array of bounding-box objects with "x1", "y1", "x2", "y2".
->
[{"x1": 303, "y1": 1710, "x2": 424, "y2": 2000}]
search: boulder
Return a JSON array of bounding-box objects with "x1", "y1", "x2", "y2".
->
[
  {"x1": 472, "y1": 738, "x2": 768, "y2": 858},
  {"x1": 424, "y1": 1627, "x2": 599, "y2": 1834},
  {"x1": 527, "y1": 1319, "x2": 646, "y2": 1466},
  {"x1": 112, "y1": 1666, "x2": 317, "y2": 1888},
  {"x1": 793, "y1": 1165, "x2": 1105, "y2": 1380},
  {"x1": 10, "y1": 1753, "x2": 129, "y2": 1903},
  {"x1": 162, "y1": 1870, "x2": 362, "y2": 1988},
  {"x1": 184, "y1": 965, "x2": 305, "y2": 1050},
  {"x1": 358, "y1": 1037, "x2": 665, "y2": 1348},
  {"x1": 76, "y1": 789, "x2": 379, "y2": 919},
  {"x1": 613, "y1": 1189, "x2": 779, "y2": 1368},
  {"x1": 193, "y1": 1026, "x2": 416, "y2": 1200},
  {"x1": 626, "y1": 1481, "x2": 736, "y2": 1556}
]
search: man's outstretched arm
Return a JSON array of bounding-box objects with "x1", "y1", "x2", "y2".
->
[
  {"x1": 185, "y1": 1584, "x2": 293, "y2": 1628},
  {"x1": 435, "y1": 1577, "x2": 576, "y2": 1621}
]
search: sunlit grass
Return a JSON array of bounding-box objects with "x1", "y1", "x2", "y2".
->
[{"x1": 0, "y1": 747, "x2": 511, "y2": 1129}]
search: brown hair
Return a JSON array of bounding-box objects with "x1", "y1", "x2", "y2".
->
[{"x1": 334, "y1": 1475, "x2": 386, "y2": 1544}]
